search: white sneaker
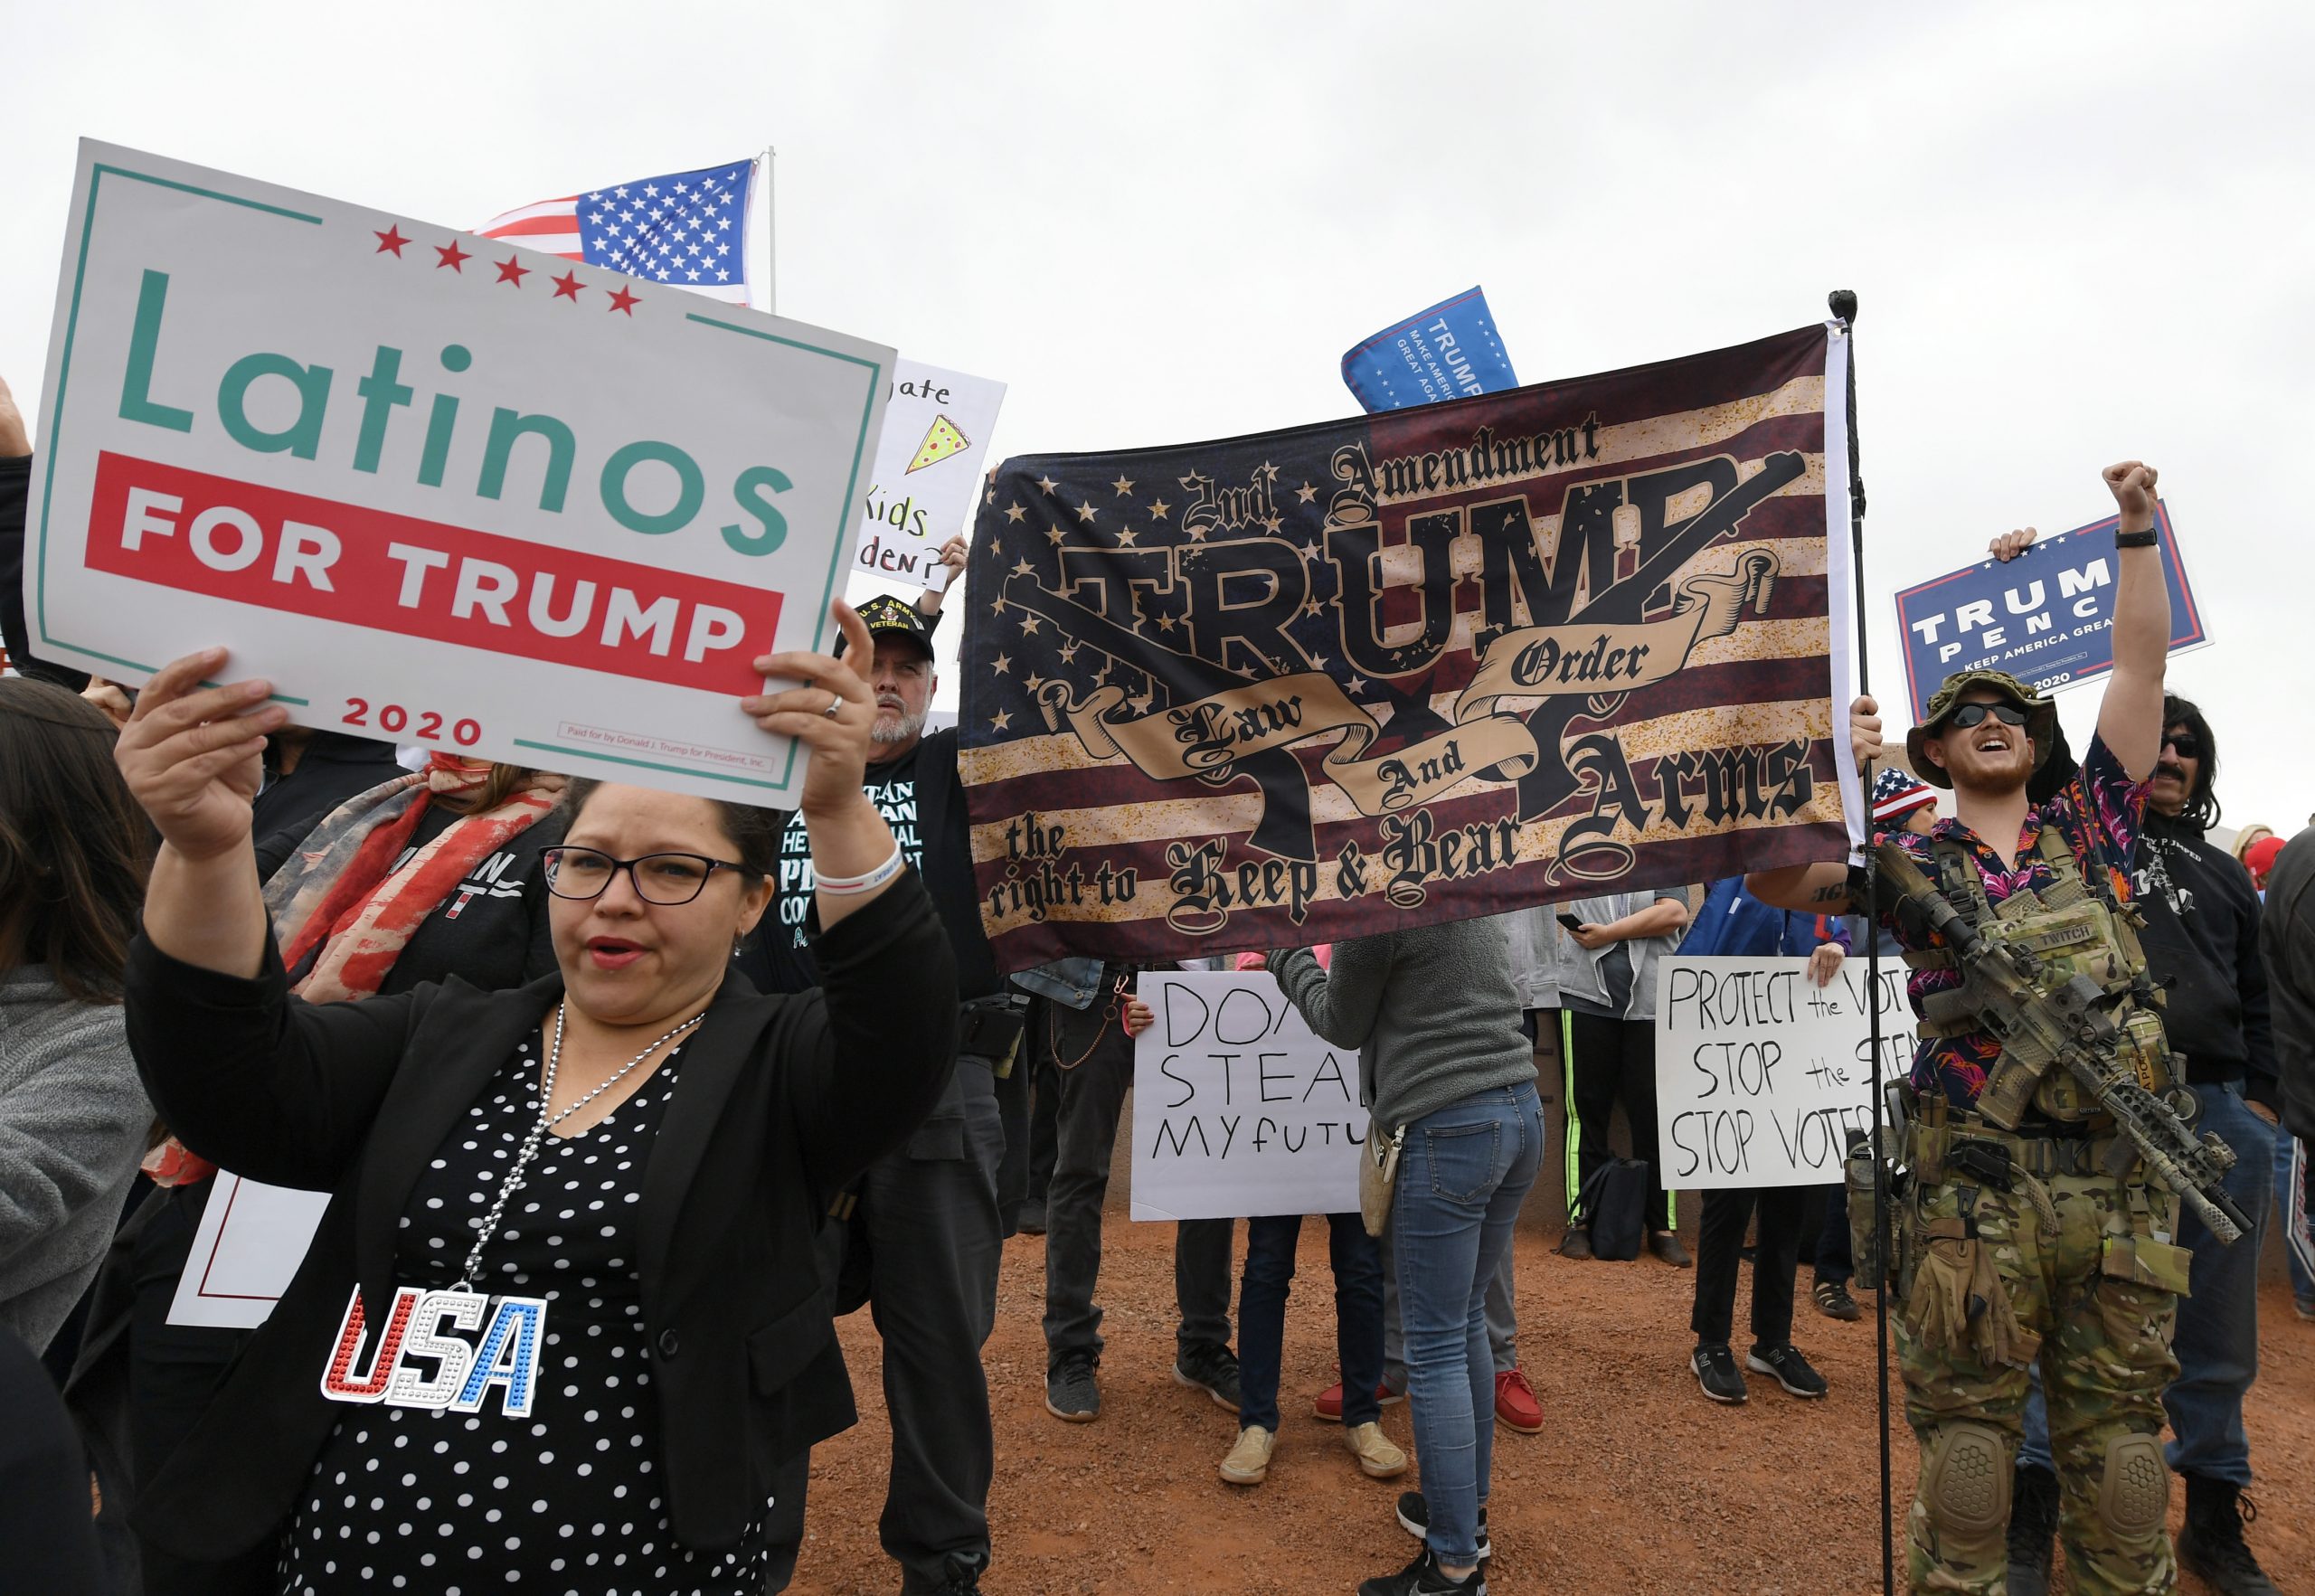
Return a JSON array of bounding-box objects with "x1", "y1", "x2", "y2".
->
[{"x1": 1219, "y1": 1425, "x2": 1275, "y2": 1486}]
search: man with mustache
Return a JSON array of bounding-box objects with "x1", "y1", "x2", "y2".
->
[
  {"x1": 1751, "y1": 461, "x2": 2199, "y2": 1596},
  {"x1": 741, "y1": 590, "x2": 1018, "y2": 1595},
  {"x1": 2004, "y1": 694, "x2": 2282, "y2": 1595}
]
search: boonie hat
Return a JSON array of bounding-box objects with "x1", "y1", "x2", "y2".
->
[
  {"x1": 1904, "y1": 668, "x2": 2057, "y2": 789},
  {"x1": 845, "y1": 593, "x2": 939, "y2": 659}
]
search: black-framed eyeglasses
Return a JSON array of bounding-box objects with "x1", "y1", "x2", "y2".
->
[
  {"x1": 542, "y1": 846, "x2": 754, "y2": 906},
  {"x1": 2161, "y1": 731, "x2": 2202, "y2": 760},
  {"x1": 1945, "y1": 702, "x2": 2029, "y2": 730}
]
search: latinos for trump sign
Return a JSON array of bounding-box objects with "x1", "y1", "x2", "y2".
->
[
  {"x1": 25, "y1": 141, "x2": 893, "y2": 803},
  {"x1": 1892, "y1": 502, "x2": 2206, "y2": 723},
  {"x1": 958, "y1": 324, "x2": 1863, "y2": 970}
]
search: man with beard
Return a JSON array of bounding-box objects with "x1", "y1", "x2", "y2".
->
[
  {"x1": 2002, "y1": 695, "x2": 2282, "y2": 1595},
  {"x1": 740, "y1": 592, "x2": 1019, "y2": 1595},
  {"x1": 1751, "y1": 462, "x2": 2203, "y2": 1596}
]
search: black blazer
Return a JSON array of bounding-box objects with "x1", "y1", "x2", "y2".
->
[{"x1": 123, "y1": 873, "x2": 959, "y2": 1560}]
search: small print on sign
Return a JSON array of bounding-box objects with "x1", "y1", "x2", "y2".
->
[
  {"x1": 1653, "y1": 956, "x2": 1915, "y2": 1190},
  {"x1": 1130, "y1": 970, "x2": 1368, "y2": 1221}
]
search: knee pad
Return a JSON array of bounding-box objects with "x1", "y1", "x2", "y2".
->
[
  {"x1": 1921, "y1": 1422, "x2": 2009, "y2": 1543},
  {"x1": 2096, "y1": 1432, "x2": 2169, "y2": 1539}
]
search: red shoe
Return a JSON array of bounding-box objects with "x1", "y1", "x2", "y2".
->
[
  {"x1": 1313, "y1": 1379, "x2": 1403, "y2": 1421},
  {"x1": 1495, "y1": 1368, "x2": 1544, "y2": 1433}
]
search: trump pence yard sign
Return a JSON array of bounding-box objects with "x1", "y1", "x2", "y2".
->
[{"x1": 25, "y1": 141, "x2": 894, "y2": 801}]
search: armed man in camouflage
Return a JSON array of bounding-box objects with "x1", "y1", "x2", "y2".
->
[{"x1": 1751, "y1": 461, "x2": 2206, "y2": 1596}]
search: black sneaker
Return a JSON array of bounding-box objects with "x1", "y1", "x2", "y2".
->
[
  {"x1": 1016, "y1": 1199, "x2": 1046, "y2": 1236},
  {"x1": 1394, "y1": 1492, "x2": 1491, "y2": 1560},
  {"x1": 1812, "y1": 1278, "x2": 1862, "y2": 1321},
  {"x1": 1746, "y1": 1344, "x2": 1828, "y2": 1398},
  {"x1": 2006, "y1": 1462, "x2": 2058, "y2": 1596},
  {"x1": 1359, "y1": 1547, "x2": 1487, "y2": 1596},
  {"x1": 1044, "y1": 1354, "x2": 1100, "y2": 1423},
  {"x1": 2178, "y1": 1474, "x2": 2282, "y2": 1595},
  {"x1": 1173, "y1": 1340, "x2": 1240, "y2": 1411},
  {"x1": 1691, "y1": 1342, "x2": 1747, "y2": 1405}
]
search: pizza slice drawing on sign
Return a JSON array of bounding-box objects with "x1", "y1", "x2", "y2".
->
[{"x1": 907, "y1": 414, "x2": 971, "y2": 474}]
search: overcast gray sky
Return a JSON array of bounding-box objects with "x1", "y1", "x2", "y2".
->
[{"x1": 7, "y1": 0, "x2": 2310, "y2": 831}]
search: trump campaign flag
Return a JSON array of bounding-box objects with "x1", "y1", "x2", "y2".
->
[
  {"x1": 1341, "y1": 287, "x2": 1518, "y2": 413},
  {"x1": 479, "y1": 158, "x2": 757, "y2": 304}
]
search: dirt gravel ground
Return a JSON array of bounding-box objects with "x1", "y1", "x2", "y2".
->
[{"x1": 786, "y1": 1223, "x2": 2315, "y2": 1595}]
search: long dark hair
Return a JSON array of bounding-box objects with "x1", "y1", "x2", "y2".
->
[
  {"x1": 0, "y1": 679, "x2": 153, "y2": 1001},
  {"x1": 2161, "y1": 693, "x2": 2220, "y2": 830},
  {"x1": 557, "y1": 779, "x2": 783, "y2": 881}
]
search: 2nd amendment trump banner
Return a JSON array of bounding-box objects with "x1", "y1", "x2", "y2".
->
[{"x1": 958, "y1": 324, "x2": 1863, "y2": 971}]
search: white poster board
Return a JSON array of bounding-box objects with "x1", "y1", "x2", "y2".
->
[
  {"x1": 1130, "y1": 970, "x2": 1367, "y2": 1221},
  {"x1": 26, "y1": 140, "x2": 894, "y2": 804},
  {"x1": 1654, "y1": 955, "x2": 1917, "y2": 1189},
  {"x1": 853, "y1": 358, "x2": 1006, "y2": 590},
  {"x1": 165, "y1": 1174, "x2": 329, "y2": 1329}
]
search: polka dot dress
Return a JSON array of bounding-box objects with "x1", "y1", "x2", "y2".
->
[{"x1": 279, "y1": 1037, "x2": 773, "y2": 1595}]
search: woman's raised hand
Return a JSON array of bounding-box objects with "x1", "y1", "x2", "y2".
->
[
  {"x1": 114, "y1": 648, "x2": 285, "y2": 863},
  {"x1": 741, "y1": 600, "x2": 879, "y2": 820}
]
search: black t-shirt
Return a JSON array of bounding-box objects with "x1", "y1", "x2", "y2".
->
[
  {"x1": 742, "y1": 732, "x2": 997, "y2": 999},
  {"x1": 2131, "y1": 809, "x2": 2274, "y2": 1097},
  {"x1": 265, "y1": 800, "x2": 568, "y2": 997},
  {"x1": 250, "y1": 734, "x2": 405, "y2": 853}
]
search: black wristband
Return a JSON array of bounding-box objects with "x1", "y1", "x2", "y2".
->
[{"x1": 2112, "y1": 527, "x2": 2158, "y2": 548}]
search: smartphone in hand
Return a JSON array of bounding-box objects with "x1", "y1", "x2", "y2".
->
[{"x1": 1555, "y1": 912, "x2": 1585, "y2": 934}]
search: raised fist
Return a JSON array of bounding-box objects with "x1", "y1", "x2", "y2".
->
[{"x1": 2102, "y1": 461, "x2": 2159, "y2": 527}]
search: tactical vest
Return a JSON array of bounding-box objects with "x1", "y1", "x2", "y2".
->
[{"x1": 1903, "y1": 829, "x2": 2174, "y2": 1124}]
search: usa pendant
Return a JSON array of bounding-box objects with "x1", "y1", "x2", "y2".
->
[{"x1": 319, "y1": 1284, "x2": 550, "y2": 1419}]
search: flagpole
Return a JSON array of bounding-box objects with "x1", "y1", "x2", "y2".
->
[
  {"x1": 758, "y1": 145, "x2": 777, "y2": 316},
  {"x1": 1831, "y1": 287, "x2": 1895, "y2": 1596}
]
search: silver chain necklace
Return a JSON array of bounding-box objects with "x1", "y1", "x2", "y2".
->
[{"x1": 450, "y1": 1002, "x2": 704, "y2": 1292}]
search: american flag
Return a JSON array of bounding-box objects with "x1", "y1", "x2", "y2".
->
[{"x1": 478, "y1": 159, "x2": 756, "y2": 304}]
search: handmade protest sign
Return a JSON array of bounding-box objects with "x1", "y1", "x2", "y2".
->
[
  {"x1": 959, "y1": 324, "x2": 1863, "y2": 971},
  {"x1": 1655, "y1": 955, "x2": 1918, "y2": 1189},
  {"x1": 1341, "y1": 287, "x2": 1518, "y2": 413},
  {"x1": 1130, "y1": 970, "x2": 1366, "y2": 1221},
  {"x1": 166, "y1": 1175, "x2": 328, "y2": 1330},
  {"x1": 1893, "y1": 502, "x2": 2206, "y2": 723},
  {"x1": 854, "y1": 357, "x2": 1006, "y2": 590},
  {"x1": 26, "y1": 141, "x2": 893, "y2": 803}
]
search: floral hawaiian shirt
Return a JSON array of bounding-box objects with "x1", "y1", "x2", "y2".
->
[{"x1": 1877, "y1": 732, "x2": 2149, "y2": 1110}]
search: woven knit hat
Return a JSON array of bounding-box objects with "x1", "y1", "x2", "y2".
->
[{"x1": 1871, "y1": 769, "x2": 1936, "y2": 824}]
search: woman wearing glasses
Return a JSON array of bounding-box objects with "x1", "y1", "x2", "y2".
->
[{"x1": 109, "y1": 601, "x2": 958, "y2": 1596}]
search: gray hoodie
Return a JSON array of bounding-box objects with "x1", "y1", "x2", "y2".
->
[
  {"x1": 1271, "y1": 918, "x2": 1536, "y2": 1133},
  {"x1": 0, "y1": 968, "x2": 151, "y2": 1353}
]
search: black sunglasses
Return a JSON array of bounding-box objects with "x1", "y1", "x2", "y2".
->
[
  {"x1": 1944, "y1": 702, "x2": 2028, "y2": 731},
  {"x1": 2161, "y1": 732, "x2": 2202, "y2": 760},
  {"x1": 542, "y1": 846, "x2": 753, "y2": 906}
]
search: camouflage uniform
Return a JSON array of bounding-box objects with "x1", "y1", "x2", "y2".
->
[
  {"x1": 1895, "y1": 1134, "x2": 2178, "y2": 1593},
  {"x1": 1883, "y1": 685, "x2": 2184, "y2": 1596}
]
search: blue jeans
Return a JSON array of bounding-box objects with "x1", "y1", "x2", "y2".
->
[
  {"x1": 1393, "y1": 1081, "x2": 1544, "y2": 1566},
  {"x1": 2275, "y1": 1130, "x2": 2315, "y2": 1306},
  {"x1": 1236, "y1": 1213, "x2": 1384, "y2": 1432},
  {"x1": 2020, "y1": 1081, "x2": 2274, "y2": 1483}
]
